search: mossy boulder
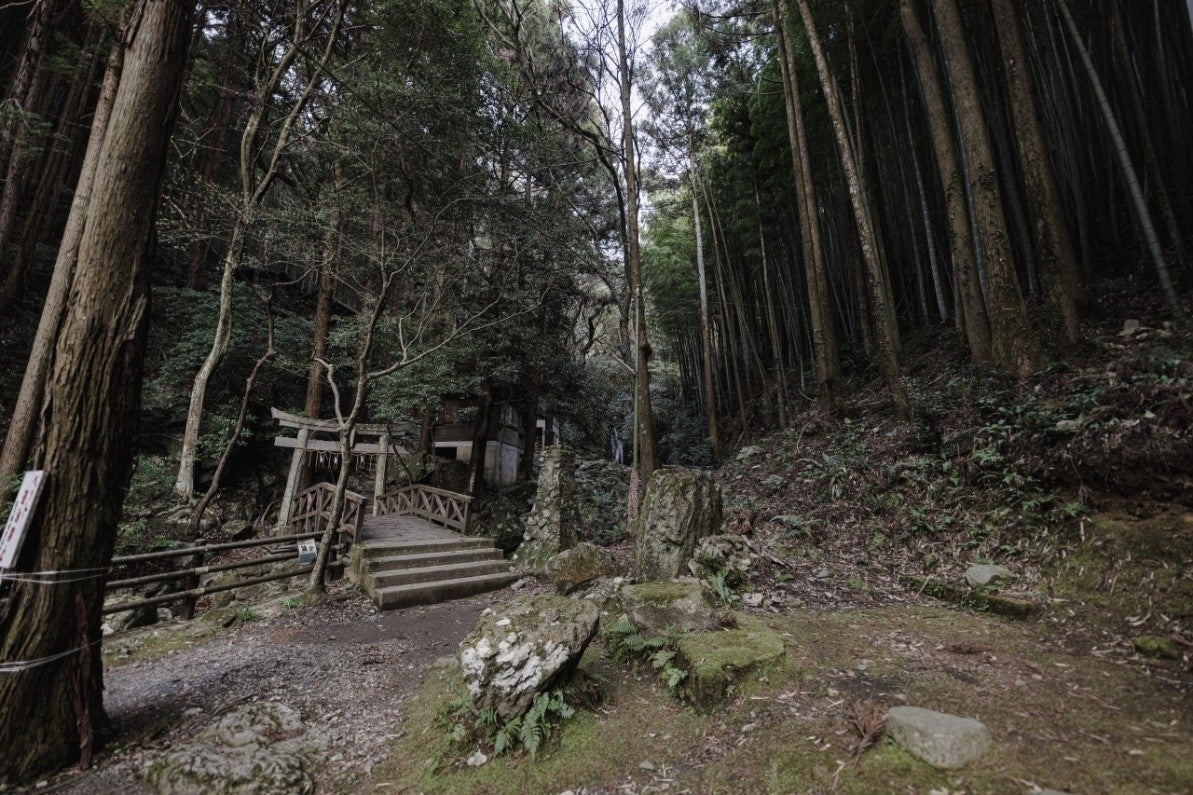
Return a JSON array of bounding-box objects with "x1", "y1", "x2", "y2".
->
[
  {"x1": 458, "y1": 595, "x2": 599, "y2": 720},
  {"x1": 546, "y1": 542, "x2": 617, "y2": 593},
  {"x1": 621, "y1": 579, "x2": 718, "y2": 634},
  {"x1": 675, "y1": 615, "x2": 786, "y2": 708},
  {"x1": 688, "y1": 534, "x2": 753, "y2": 588},
  {"x1": 469, "y1": 484, "x2": 535, "y2": 553},
  {"x1": 516, "y1": 446, "x2": 580, "y2": 572},
  {"x1": 144, "y1": 702, "x2": 326, "y2": 795},
  {"x1": 633, "y1": 467, "x2": 723, "y2": 581}
]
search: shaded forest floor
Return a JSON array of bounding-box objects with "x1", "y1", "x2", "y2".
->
[{"x1": 11, "y1": 282, "x2": 1193, "y2": 793}]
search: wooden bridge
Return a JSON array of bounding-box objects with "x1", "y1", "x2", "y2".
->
[{"x1": 294, "y1": 482, "x2": 515, "y2": 610}]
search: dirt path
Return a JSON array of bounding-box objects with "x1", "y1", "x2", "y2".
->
[{"x1": 36, "y1": 583, "x2": 527, "y2": 794}]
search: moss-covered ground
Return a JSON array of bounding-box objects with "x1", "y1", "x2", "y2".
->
[{"x1": 370, "y1": 604, "x2": 1191, "y2": 794}]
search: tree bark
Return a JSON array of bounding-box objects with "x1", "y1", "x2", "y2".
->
[
  {"x1": 795, "y1": 0, "x2": 910, "y2": 420},
  {"x1": 617, "y1": 0, "x2": 657, "y2": 483},
  {"x1": 690, "y1": 157, "x2": 721, "y2": 455},
  {"x1": 1109, "y1": 1, "x2": 1186, "y2": 267},
  {"x1": 990, "y1": 0, "x2": 1082, "y2": 343},
  {"x1": 934, "y1": 0, "x2": 1042, "y2": 378},
  {"x1": 0, "y1": 0, "x2": 190, "y2": 782},
  {"x1": 303, "y1": 164, "x2": 343, "y2": 422},
  {"x1": 0, "y1": 44, "x2": 123, "y2": 507},
  {"x1": 1056, "y1": 0, "x2": 1185, "y2": 323},
  {"x1": 773, "y1": 0, "x2": 843, "y2": 411},
  {"x1": 901, "y1": 0, "x2": 991, "y2": 362},
  {"x1": 467, "y1": 385, "x2": 494, "y2": 497}
]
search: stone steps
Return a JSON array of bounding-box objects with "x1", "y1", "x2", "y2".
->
[
  {"x1": 371, "y1": 559, "x2": 511, "y2": 589},
  {"x1": 372, "y1": 572, "x2": 520, "y2": 610},
  {"x1": 354, "y1": 525, "x2": 515, "y2": 610}
]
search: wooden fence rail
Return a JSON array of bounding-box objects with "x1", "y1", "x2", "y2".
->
[
  {"x1": 375, "y1": 484, "x2": 472, "y2": 531},
  {"x1": 103, "y1": 483, "x2": 365, "y2": 618}
]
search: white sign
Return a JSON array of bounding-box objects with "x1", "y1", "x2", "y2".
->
[
  {"x1": 297, "y1": 539, "x2": 317, "y2": 565},
  {"x1": 0, "y1": 471, "x2": 46, "y2": 570}
]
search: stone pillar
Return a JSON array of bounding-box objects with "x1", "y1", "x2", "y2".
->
[
  {"x1": 276, "y1": 427, "x2": 309, "y2": 530},
  {"x1": 373, "y1": 432, "x2": 390, "y2": 515},
  {"x1": 515, "y1": 444, "x2": 579, "y2": 572},
  {"x1": 633, "y1": 466, "x2": 723, "y2": 581}
]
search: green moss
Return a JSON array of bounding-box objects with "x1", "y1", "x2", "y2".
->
[
  {"x1": 627, "y1": 580, "x2": 703, "y2": 606},
  {"x1": 901, "y1": 575, "x2": 1041, "y2": 620},
  {"x1": 367, "y1": 606, "x2": 1193, "y2": 795},
  {"x1": 1051, "y1": 512, "x2": 1193, "y2": 629},
  {"x1": 676, "y1": 615, "x2": 786, "y2": 708},
  {"x1": 1132, "y1": 635, "x2": 1180, "y2": 660},
  {"x1": 371, "y1": 652, "x2": 703, "y2": 794}
]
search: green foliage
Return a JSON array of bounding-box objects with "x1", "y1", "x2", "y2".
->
[
  {"x1": 606, "y1": 618, "x2": 688, "y2": 692},
  {"x1": 228, "y1": 607, "x2": 264, "y2": 627},
  {"x1": 705, "y1": 571, "x2": 740, "y2": 606},
  {"x1": 440, "y1": 689, "x2": 577, "y2": 763}
]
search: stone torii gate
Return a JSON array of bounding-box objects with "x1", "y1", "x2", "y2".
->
[{"x1": 272, "y1": 408, "x2": 407, "y2": 525}]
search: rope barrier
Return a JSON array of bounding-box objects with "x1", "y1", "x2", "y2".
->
[
  {"x1": 0, "y1": 567, "x2": 110, "y2": 585},
  {"x1": 0, "y1": 639, "x2": 103, "y2": 674}
]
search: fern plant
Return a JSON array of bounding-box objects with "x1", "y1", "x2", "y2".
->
[
  {"x1": 489, "y1": 690, "x2": 574, "y2": 759},
  {"x1": 607, "y1": 618, "x2": 688, "y2": 693}
]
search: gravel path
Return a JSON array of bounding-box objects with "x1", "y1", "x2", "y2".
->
[{"x1": 38, "y1": 583, "x2": 528, "y2": 793}]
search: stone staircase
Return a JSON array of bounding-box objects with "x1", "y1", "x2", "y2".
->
[{"x1": 353, "y1": 532, "x2": 517, "y2": 610}]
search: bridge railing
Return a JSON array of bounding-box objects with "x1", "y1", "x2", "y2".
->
[
  {"x1": 288, "y1": 482, "x2": 366, "y2": 546},
  {"x1": 375, "y1": 484, "x2": 472, "y2": 531}
]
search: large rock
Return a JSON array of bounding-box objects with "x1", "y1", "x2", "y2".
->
[
  {"x1": 634, "y1": 467, "x2": 723, "y2": 581},
  {"x1": 688, "y1": 534, "x2": 753, "y2": 588},
  {"x1": 885, "y1": 706, "x2": 991, "y2": 770},
  {"x1": 676, "y1": 615, "x2": 786, "y2": 708},
  {"x1": 221, "y1": 520, "x2": 254, "y2": 540},
  {"x1": 546, "y1": 542, "x2": 617, "y2": 593},
  {"x1": 458, "y1": 595, "x2": 599, "y2": 719},
  {"x1": 144, "y1": 702, "x2": 325, "y2": 795},
  {"x1": 621, "y1": 579, "x2": 718, "y2": 634},
  {"x1": 516, "y1": 446, "x2": 580, "y2": 571}
]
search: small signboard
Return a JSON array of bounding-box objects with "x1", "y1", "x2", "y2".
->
[
  {"x1": 1, "y1": 471, "x2": 46, "y2": 570},
  {"x1": 297, "y1": 539, "x2": 318, "y2": 565}
]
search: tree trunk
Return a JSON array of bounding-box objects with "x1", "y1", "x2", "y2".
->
[
  {"x1": 795, "y1": 0, "x2": 910, "y2": 420},
  {"x1": 467, "y1": 385, "x2": 493, "y2": 497},
  {"x1": 935, "y1": 0, "x2": 1042, "y2": 378},
  {"x1": 0, "y1": 44, "x2": 122, "y2": 507},
  {"x1": 991, "y1": 0, "x2": 1082, "y2": 344},
  {"x1": 752, "y1": 168, "x2": 788, "y2": 429},
  {"x1": 0, "y1": 0, "x2": 190, "y2": 782},
  {"x1": 303, "y1": 165, "x2": 343, "y2": 422},
  {"x1": 184, "y1": 84, "x2": 237, "y2": 289},
  {"x1": 1109, "y1": 0, "x2": 1185, "y2": 267},
  {"x1": 174, "y1": 1, "x2": 345, "y2": 499},
  {"x1": 618, "y1": 0, "x2": 657, "y2": 483},
  {"x1": 1056, "y1": 0, "x2": 1185, "y2": 323},
  {"x1": 901, "y1": 0, "x2": 991, "y2": 362},
  {"x1": 774, "y1": 0, "x2": 843, "y2": 411},
  {"x1": 517, "y1": 370, "x2": 542, "y2": 482},
  {"x1": 689, "y1": 157, "x2": 721, "y2": 456},
  {"x1": 6, "y1": 26, "x2": 104, "y2": 307}
]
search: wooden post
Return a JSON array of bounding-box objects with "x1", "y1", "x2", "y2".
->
[
  {"x1": 277, "y1": 427, "x2": 309, "y2": 530},
  {"x1": 373, "y1": 432, "x2": 389, "y2": 515},
  {"x1": 179, "y1": 537, "x2": 205, "y2": 620}
]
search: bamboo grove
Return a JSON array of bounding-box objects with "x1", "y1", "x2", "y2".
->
[{"x1": 639, "y1": 0, "x2": 1192, "y2": 447}]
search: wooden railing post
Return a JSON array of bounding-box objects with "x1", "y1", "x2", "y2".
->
[{"x1": 179, "y1": 537, "x2": 205, "y2": 620}]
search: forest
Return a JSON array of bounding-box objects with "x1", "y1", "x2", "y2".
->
[{"x1": 0, "y1": 0, "x2": 1190, "y2": 790}]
